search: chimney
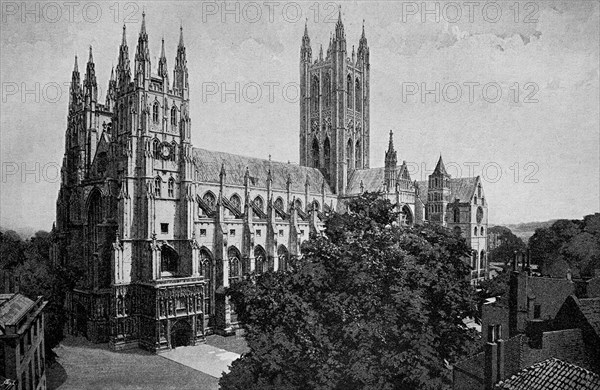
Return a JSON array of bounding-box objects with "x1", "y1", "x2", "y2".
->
[
  {"x1": 485, "y1": 325, "x2": 506, "y2": 389},
  {"x1": 512, "y1": 251, "x2": 518, "y2": 272}
]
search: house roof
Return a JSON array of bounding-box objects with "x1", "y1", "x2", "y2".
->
[
  {"x1": 578, "y1": 297, "x2": 600, "y2": 339},
  {"x1": 495, "y1": 358, "x2": 600, "y2": 390},
  {"x1": 192, "y1": 148, "x2": 332, "y2": 195},
  {"x1": 0, "y1": 293, "x2": 35, "y2": 335},
  {"x1": 416, "y1": 177, "x2": 479, "y2": 203}
]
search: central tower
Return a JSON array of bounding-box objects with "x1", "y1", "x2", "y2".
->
[{"x1": 299, "y1": 11, "x2": 370, "y2": 195}]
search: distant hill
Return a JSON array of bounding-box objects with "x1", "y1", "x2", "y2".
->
[
  {"x1": 0, "y1": 226, "x2": 44, "y2": 240},
  {"x1": 495, "y1": 220, "x2": 558, "y2": 242}
]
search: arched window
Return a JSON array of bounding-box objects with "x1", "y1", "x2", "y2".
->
[
  {"x1": 152, "y1": 102, "x2": 159, "y2": 123},
  {"x1": 473, "y1": 227, "x2": 478, "y2": 236},
  {"x1": 170, "y1": 141, "x2": 177, "y2": 161},
  {"x1": 355, "y1": 78, "x2": 361, "y2": 112},
  {"x1": 312, "y1": 138, "x2": 320, "y2": 168},
  {"x1": 346, "y1": 139, "x2": 353, "y2": 168},
  {"x1": 401, "y1": 205, "x2": 413, "y2": 226},
  {"x1": 453, "y1": 207, "x2": 460, "y2": 223},
  {"x1": 278, "y1": 245, "x2": 289, "y2": 271},
  {"x1": 168, "y1": 177, "x2": 175, "y2": 197},
  {"x1": 161, "y1": 245, "x2": 178, "y2": 276},
  {"x1": 481, "y1": 227, "x2": 485, "y2": 236},
  {"x1": 230, "y1": 194, "x2": 241, "y2": 212},
  {"x1": 294, "y1": 199, "x2": 303, "y2": 211},
  {"x1": 199, "y1": 249, "x2": 212, "y2": 315},
  {"x1": 478, "y1": 184, "x2": 482, "y2": 198},
  {"x1": 154, "y1": 177, "x2": 162, "y2": 197},
  {"x1": 203, "y1": 192, "x2": 216, "y2": 208},
  {"x1": 346, "y1": 74, "x2": 352, "y2": 107},
  {"x1": 153, "y1": 139, "x2": 161, "y2": 159},
  {"x1": 355, "y1": 140, "x2": 362, "y2": 168},
  {"x1": 472, "y1": 251, "x2": 478, "y2": 269},
  {"x1": 228, "y1": 247, "x2": 241, "y2": 285},
  {"x1": 87, "y1": 190, "x2": 102, "y2": 253},
  {"x1": 323, "y1": 72, "x2": 331, "y2": 107},
  {"x1": 311, "y1": 76, "x2": 319, "y2": 112},
  {"x1": 253, "y1": 196, "x2": 264, "y2": 213},
  {"x1": 323, "y1": 137, "x2": 331, "y2": 178},
  {"x1": 312, "y1": 200, "x2": 320, "y2": 211},
  {"x1": 480, "y1": 250, "x2": 486, "y2": 270},
  {"x1": 254, "y1": 246, "x2": 267, "y2": 274},
  {"x1": 274, "y1": 197, "x2": 284, "y2": 211},
  {"x1": 171, "y1": 106, "x2": 177, "y2": 127}
]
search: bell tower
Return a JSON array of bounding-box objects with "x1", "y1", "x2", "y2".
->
[{"x1": 299, "y1": 10, "x2": 370, "y2": 195}]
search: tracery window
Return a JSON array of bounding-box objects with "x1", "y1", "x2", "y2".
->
[
  {"x1": 154, "y1": 177, "x2": 162, "y2": 197},
  {"x1": 254, "y1": 246, "x2": 267, "y2": 274},
  {"x1": 278, "y1": 245, "x2": 289, "y2": 271},
  {"x1": 199, "y1": 249, "x2": 212, "y2": 315},
  {"x1": 355, "y1": 78, "x2": 361, "y2": 112},
  {"x1": 228, "y1": 247, "x2": 242, "y2": 285},
  {"x1": 311, "y1": 76, "x2": 319, "y2": 112},
  {"x1": 323, "y1": 72, "x2": 331, "y2": 107},
  {"x1": 346, "y1": 139, "x2": 353, "y2": 168},
  {"x1": 355, "y1": 140, "x2": 362, "y2": 168},
  {"x1": 312, "y1": 138, "x2": 320, "y2": 168},
  {"x1": 230, "y1": 194, "x2": 241, "y2": 212},
  {"x1": 168, "y1": 177, "x2": 175, "y2": 197},
  {"x1": 171, "y1": 106, "x2": 177, "y2": 127},
  {"x1": 152, "y1": 102, "x2": 159, "y2": 123},
  {"x1": 346, "y1": 74, "x2": 352, "y2": 107}
]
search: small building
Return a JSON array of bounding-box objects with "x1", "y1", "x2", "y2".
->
[{"x1": 0, "y1": 294, "x2": 48, "y2": 390}]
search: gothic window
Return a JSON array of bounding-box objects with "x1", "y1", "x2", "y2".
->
[
  {"x1": 478, "y1": 184, "x2": 482, "y2": 198},
  {"x1": 312, "y1": 200, "x2": 320, "y2": 211},
  {"x1": 278, "y1": 245, "x2": 289, "y2": 271},
  {"x1": 230, "y1": 194, "x2": 241, "y2": 212},
  {"x1": 472, "y1": 250, "x2": 478, "y2": 269},
  {"x1": 311, "y1": 76, "x2": 319, "y2": 112},
  {"x1": 294, "y1": 199, "x2": 303, "y2": 211},
  {"x1": 453, "y1": 207, "x2": 460, "y2": 223},
  {"x1": 480, "y1": 250, "x2": 486, "y2": 269},
  {"x1": 312, "y1": 138, "x2": 320, "y2": 168},
  {"x1": 323, "y1": 137, "x2": 331, "y2": 177},
  {"x1": 274, "y1": 197, "x2": 284, "y2": 212},
  {"x1": 168, "y1": 177, "x2": 175, "y2": 197},
  {"x1": 228, "y1": 247, "x2": 242, "y2": 285},
  {"x1": 473, "y1": 227, "x2": 478, "y2": 236},
  {"x1": 346, "y1": 139, "x2": 353, "y2": 169},
  {"x1": 481, "y1": 227, "x2": 485, "y2": 236},
  {"x1": 346, "y1": 74, "x2": 352, "y2": 107},
  {"x1": 170, "y1": 141, "x2": 177, "y2": 161},
  {"x1": 254, "y1": 246, "x2": 267, "y2": 274},
  {"x1": 199, "y1": 249, "x2": 212, "y2": 315},
  {"x1": 323, "y1": 72, "x2": 331, "y2": 107},
  {"x1": 161, "y1": 245, "x2": 178, "y2": 276},
  {"x1": 253, "y1": 196, "x2": 264, "y2": 213},
  {"x1": 401, "y1": 205, "x2": 413, "y2": 226},
  {"x1": 355, "y1": 140, "x2": 362, "y2": 168},
  {"x1": 154, "y1": 177, "x2": 162, "y2": 197},
  {"x1": 87, "y1": 190, "x2": 102, "y2": 253},
  {"x1": 476, "y1": 206, "x2": 484, "y2": 223},
  {"x1": 152, "y1": 102, "x2": 159, "y2": 123},
  {"x1": 153, "y1": 139, "x2": 161, "y2": 159},
  {"x1": 171, "y1": 106, "x2": 177, "y2": 127},
  {"x1": 355, "y1": 78, "x2": 361, "y2": 112}
]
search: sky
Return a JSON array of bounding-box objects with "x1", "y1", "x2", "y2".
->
[{"x1": 1, "y1": 0, "x2": 599, "y2": 233}]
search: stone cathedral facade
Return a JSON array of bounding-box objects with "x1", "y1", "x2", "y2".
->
[{"x1": 53, "y1": 12, "x2": 488, "y2": 352}]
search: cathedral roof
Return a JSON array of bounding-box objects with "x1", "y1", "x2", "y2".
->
[
  {"x1": 347, "y1": 168, "x2": 386, "y2": 194},
  {"x1": 192, "y1": 148, "x2": 332, "y2": 195},
  {"x1": 415, "y1": 177, "x2": 479, "y2": 203}
]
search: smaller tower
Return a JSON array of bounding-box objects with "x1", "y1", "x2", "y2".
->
[
  {"x1": 83, "y1": 46, "x2": 97, "y2": 106},
  {"x1": 134, "y1": 11, "x2": 151, "y2": 87},
  {"x1": 384, "y1": 130, "x2": 397, "y2": 192},
  {"x1": 116, "y1": 24, "x2": 131, "y2": 90},
  {"x1": 173, "y1": 25, "x2": 189, "y2": 98},
  {"x1": 69, "y1": 55, "x2": 82, "y2": 112},
  {"x1": 105, "y1": 67, "x2": 116, "y2": 111},
  {"x1": 427, "y1": 156, "x2": 451, "y2": 225},
  {"x1": 157, "y1": 37, "x2": 169, "y2": 93}
]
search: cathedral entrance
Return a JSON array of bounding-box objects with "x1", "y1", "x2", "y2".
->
[{"x1": 170, "y1": 320, "x2": 193, "y2": 348}]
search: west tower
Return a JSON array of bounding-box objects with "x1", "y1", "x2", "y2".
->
[{"x1": 299, "y1": 11, "x2": 370, "y2": 195}]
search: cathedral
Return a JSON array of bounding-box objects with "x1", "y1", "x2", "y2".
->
[{"x1": 53, "y1": 11, "x2": 488, "y2": 352}]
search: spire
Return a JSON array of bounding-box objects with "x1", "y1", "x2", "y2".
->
[
  {"x1": 88, "y1": 45, "x2": 93, "y2": 63},
  {"x1": 84, "y1": 46, "x2": 97, "y2": 103},
  {"x1": 319, "y1": 44, "x2": 323, "y2": 61},
  {"x1": 385, "y1": 130, "x2": 397, "y2": 168},
  {"x1": 158, "y1": 37, "x2": 168, "y2": 79},
  {"x1": 433, "y1": 155, "x2": 449, "y2": 176},
  {"x1": 301, "y1": 18, "x2": 312, "y2": 61},
  {"x1": 358, "y1": 19, "x2": 369, "y2": 62},
  {"x1": 173, "y1": 24, "x2": 188, "y2": 94},
  {"x1": 110, "y1": 66, "x2": 114, "y2": 81},
  {"x1": 135, "y1": 11, "x2": 151, "y2": 82},
  {"x1": 116, "y1": 23, "x2": 131, "y2": 88},
  {"x1": 69, "y1": 54, "x2": 81, "y2": 109},
  {"x1": 335, "y1": 5, "x2": 345, "y2": 39},
  {"x1": 73, "y1": 55, "x2": 79, "y2": 73},
  {"x1": 140, "y1": 10, "x2": 146, "y2": 35}
]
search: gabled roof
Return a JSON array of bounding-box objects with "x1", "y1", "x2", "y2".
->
[
  {"x1": 0, "y1": 293, "x2": 35, "y2": 333},
  {"x1": 578, "y1": 297, "x2": 600, "y2": 339},
  {"x1": 192, "y1": 148, "x2": 332, "y2": 195},
  {"x1": 432, "y1": 155, "x2": 448, "y2": 176},
  {"x1": 495, "y1": 358, "x2": 600, "y2": 390},
  {"x1": 416, "y1": 177, "x2": 479, "y2": 203},
  {"x1": 346, "y1": 167, "x2": 385, "y2": 194}
]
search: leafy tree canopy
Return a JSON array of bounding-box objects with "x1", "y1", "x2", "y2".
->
[
  {"x1": 487, "y1": 226, "x2": 526, "y2": 266},
  {"x1": 221, "y1": 193, "x2": 479, "y2": 390},
  {"x1": 529, "y1": 213, "x2": 600, "y2": 278}
]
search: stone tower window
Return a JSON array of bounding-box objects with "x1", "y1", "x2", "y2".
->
[
  {"x1": 294, "y1": 199, "x2": 303, "y2": 211},
  {"x1": 154, "y1": 177, "x2": 162, "y2": 197},
  {"x1": 311, "y1": 76, "x2": 319, "y2": 112},
  {"x1": 355, "y1": 78, "x2": 361, "y2": 112},
  {"x1": 355, "y1": 140, "x2": 362, "y2": 168},
  {"x1": 153, "y1": 139, "x2": 161, "y2": 159},
  {"x1": 346, "y1": 139, "x2": 353, "y2": 169},
  {"x1": 453, "y1": 207, "x2": 460, "y2": 223},
  {"x1": 254, "y1": 246, "x2": 267, "y2": 274},
  {"x1": 171, "y1": 106, "x2": 177, "y2": 127},
  {"x1": 312, "y1": 138, "x2": 320, "y2": 168},
  {"x1": 152, "y1": 102, "x2": 159, "y2": 123},
  {"x1": 323, "y1": 72, "x2": 331, "y2": 107},
  {"x1": 346, "y1": 74, "x2": 352, "y2": 107},
  {"x1": 168, "y1": 177, "x2": 175, "y2": 197},
  {"x1": 323, "y1": 137, "x2": 331, "y2": 178},
  {"x1": 253, "y1": 196, "x2": 264, "y2": 213}
]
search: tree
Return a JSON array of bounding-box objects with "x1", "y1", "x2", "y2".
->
[
  {"x1": 220, "y1": 193, "x2": 479, "y2": 390},
  {"x1": 529, "y1": 214, "x2": 600, "y2": 278},
  {"x1": 487, "y1": 226, "x2": 525, "y2": 266}
]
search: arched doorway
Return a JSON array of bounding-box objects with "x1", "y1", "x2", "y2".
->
[
  {"x1": 161, "y1": 245, "x2": 179, "y2": 277},
  {"x1": 170, "y1": 320, "x2": 193, "y2": 348}
]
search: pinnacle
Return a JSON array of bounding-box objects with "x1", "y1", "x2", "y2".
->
[
  {"x1": 121, "y1": 24, "x2": 127, "y2": 45},
  {"x1": 88, "y1": 45, "x2": 93, "y2": 62}
]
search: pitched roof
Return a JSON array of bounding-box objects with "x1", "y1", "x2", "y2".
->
[
  {"x1": 346, "y1": 167, "x2": 386, "y2": 194},
  {"x1": 495, "y1": 358, "x2": 600, "y2": 390},
  {"x1": 0, "y1": 293, "x2": 35, "y2": 334},
  {"x1": 433, "y1": 155, "x2": 448, "y2": 176},
  {"x1": 416, "y1": 177, "x2": 479, "y2": 203},
  {"x1": 192, "y1": 148, "x2": 332, "y2": 195},
  {"x1": 578, "y1": 297, "x2": 600, "y2": 339}
]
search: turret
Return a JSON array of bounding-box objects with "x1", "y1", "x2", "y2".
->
[
  {"x1": 105, "y1": 67, "x2": 116, "y2": 110},
  {"x1": 116, "y1": 24, "x2": 131, "y2": 90},
  {"x1": 384, "y1": 130, "x2": 398, "y2": 191},
  {"x1": 173, "y1": 25, "x2": 188, "y2": 97},
  {"x1": 83, "y1": 46, "x2": 97, "y2": 106},
  {"x1": 157, "y1": 37, "x2": 169, "y2": 89},
  {"x1": 134, "y1": 11, "x2": 151, "y2": 86},
  {"x1": 357, "y1": 20, "x2": 369, "y2": 64},
  {"x1": 300, "y1": 19, "x2": 312, "y2": 63}
]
